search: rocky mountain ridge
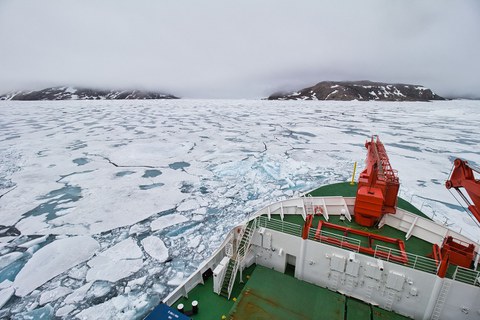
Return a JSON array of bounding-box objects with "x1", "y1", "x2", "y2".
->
[
  {"x1": 0, "y1": 87, "x2": 179, "y2": 100},
  {"x1": 268, "y1": 81, "x2": 445, "y2": 101}
]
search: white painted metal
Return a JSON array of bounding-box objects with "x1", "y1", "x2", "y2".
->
[
  {"x1": 406, "y1": 216, "x2": 419, "y2": 240},
  {"x1": 213, "y1": 260, "x2": 228, "y2": 294},
  {"x1": 431, "y1": 280, "x2": 451, "y2": 320},
  {"x1": 162, "y1": 195, "x2": 480, "y2": 320}
]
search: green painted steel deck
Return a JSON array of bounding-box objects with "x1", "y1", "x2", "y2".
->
[
  {"x1": 169, "y1": 183, "x2": 432, "y2": 319},
  {"x1": 174, "y1": 265, "x2": 410, "y2": 320},
  {"x1": 173, "y1": 264, "x2": 256, "y2": 320},
  {"x1": 278, "y1": 214, "x2": 433, "y2": 257},
  {"x1": 306, "y1": 182, "x2": 430, "y2": 220},
  {"x1": 230, "y1": 265, "x2": 345, "y2": 319}
]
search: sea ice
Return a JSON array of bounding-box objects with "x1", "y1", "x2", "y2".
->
[
  {"x1": 0, "y1": 287, "x2": 14, "y2": 308},
  {"x1": 167, "y1": 272, "x2": 184, "y2": 286},
  {"x1": 177, "y1": 199, "x2": 201, "y2": 211},
  {"x1": 141, "y1": 236, "x2": 169, "y2": 262},
  {"x1": 127, "y1": 275, "x2": 147, "y2": 289},
  {"x1": 0, "y1": 279, "x2": 12, "y2": 289},
  {"x1": 150, "y1": 214, "x2": 188, "y2": 231},
  {"x1": 86, "y1": 238, "x2": 143, "y2": 282},
  {"x1": 75, "y1": 293, "x2": 153, "y2": 320},
  {"x1": 17, "y1": 235, "x2": 48, "y2": 249},
  {"x1": 0, "y1": 99, "x2": 479, "y2": 319},
  {"x1": 12, "y1": 303, "x2": 53, "y2": 319},
  {"x1": 39, "y1": 286, "x2": 73, "y2": 305},
  {"x1": 13, "y1": 236, "x2": 99, "y2": 297},
  {"x1": 0, "y1": 251, "x2": 23, "y2": 269},
  {"x1": 64, "y1": 282, "x2": 93, "y2": 304},
  {"x1": 188, "y1": 235, "x2": 202, "y2": 248},
  {"x1": 55, "y1": 304, "x2": 75, "y2": 317}
]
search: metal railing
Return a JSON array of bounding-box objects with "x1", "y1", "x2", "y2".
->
[
  {"x1": 227, "y1": 258, "x2": 239, "y2": 299},
  {"x1": 453, "y1": 266, "x2": 480, "y2": 287},
  {"x1": 374, "y1": 245, "x2": 438, "y2": 274},
  {"x1": 226, "y1": 223, "x2": 255, "y2": 299},
  {"x1": 255, "y1": 215, "x2": 302, "y2": 237},
  {"x1": 308, "y1": 228, "x2": 361, "y2": 252}
]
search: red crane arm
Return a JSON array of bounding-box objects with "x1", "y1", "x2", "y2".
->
[
  {"x1": 445, "y1": 158, "x2": 480, "y2": 224},
  {"x1": 353, "y1": 136, "x2": 399, "y2": 227}
]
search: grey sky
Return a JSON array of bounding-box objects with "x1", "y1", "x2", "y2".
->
[{"x1": 0, "y1": 0, "x2": 479, "y2": 98}]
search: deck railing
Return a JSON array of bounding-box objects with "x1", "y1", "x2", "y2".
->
[
  {"x1": 374, "y1": 245, "x2": 438, "y2": 275},
  {"x1": 252, "y1": 216, "x2": 479, "y2": 282},
  {"x1": 308, "y1": 228, "x2": 361, "y2": 252},
  {"x1": 255, "y1": 215, "x2": 302, "y2": 237},
  {"x1": 453, "y1": 266, "x2": 480, "y2": 287}
]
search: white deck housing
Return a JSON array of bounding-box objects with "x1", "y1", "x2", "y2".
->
[{"x1": 163, "y1": 196, "x2": 480, "y2": 320}]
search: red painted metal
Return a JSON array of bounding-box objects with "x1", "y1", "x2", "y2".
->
[
  {"x1": 442, "y1": 159, "x2": 479, "y2": 269},
  {"x1": 437, "y1": 252, "x2": 450, "y2": 278},
  {"x1": 440, "y1": 236, "x2": 475, "y2": 268},
  {"x1": 430, "y1": 244, "x2": 442, "y2": 267},
  {"x1": 302, "y1": 214, "x2": 313, "y2": 240},
  {"x1": 314, "y1": 221, "x2": 408, "y2": 264},
  {"x1": 445, "y1": 158, "x2": 480, "y2": 225},
  {"x1": 354, "y1": 135, "x2": 400, "y2": 227}
]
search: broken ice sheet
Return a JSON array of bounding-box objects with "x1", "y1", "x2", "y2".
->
[
  {"x1": 0, "y1": 99, "x2": 478, "y2": 319},
  {"x1": 13, "y1": 236, "x2": 99, "y2": 297}
]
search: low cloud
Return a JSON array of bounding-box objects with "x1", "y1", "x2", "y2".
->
[{"x1": 0, "y1": 0, "x2": 479, "y2": 98}]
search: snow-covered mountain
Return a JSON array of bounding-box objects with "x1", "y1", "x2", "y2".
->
[
  {"x1": 0, "y1": 87, "x2": 179, "y2": 100},
  {"x1": 268, "y1": 81, "x2": 445, "y2": 101}
]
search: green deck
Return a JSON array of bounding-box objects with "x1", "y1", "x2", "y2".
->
[
  {"x1": 169, "y1": 183, "x2": 433, "y2": 320},
  {"x1": 174, "y1": 265, "x2": 409, "y2": 320},
  {"x1": 280, "y1": 214, "x2": 433, "y2": 257},
  {"x1": 306, "y1": 182, "x2": 430, "y2": 220}
]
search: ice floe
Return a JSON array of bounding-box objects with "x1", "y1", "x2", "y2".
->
[
  {"x1": 150, "y1": 214, "x2": 188, "y2": 231},
  {"x1": 141, "y1": 236, "x2": 169, "y2": 262},
  {"x1": 13, "y1": 236, "x2": 99, "y2": 297},
  {"x1": 39, "y1": 286, "x2": 73, "y2": 305},
  {"x1": 0, "y1": 287, "x2": 14, "y2": 308},
  {"x1": 86, "y1": 238, "x2": 143, "y2": 282},
  {"x1": 0, "y1": 252, "x2": 23, "y2": 269}
]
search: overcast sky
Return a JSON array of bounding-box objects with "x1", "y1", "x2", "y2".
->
[{"x1": 0, "y1": 0, "x2": 479, "y2": 99}]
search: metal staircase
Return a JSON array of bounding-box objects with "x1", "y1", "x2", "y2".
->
[{"x1": 219, "y1": 221, "x2": 255, "y2": 299}]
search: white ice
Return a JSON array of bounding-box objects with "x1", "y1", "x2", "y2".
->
[
  {"x1": 39, "y1": 286, "x2": 72, "y2": 305},
  {"x1": 0, "y1": 280, "x2": 12, "y2": 289},
  {"x1": 150, "y1": 214, "x2": 188, "y2": 231},
  {"x1": 86, "y1": 237, "x2": 143, "y2": 282},
  {"x1": 63, "y1": 282, "x2": 92, "y2": 304},
  {"x1": 18, "y1": 235, "x2": 48, "y2": 249},
  {"x1": 13, "y1": 236, "x2": 99, "y2": 297},
  {"x1": 0, "y1": 99, "x2": 479, "y2": 319},
  {"x1": 0, "y1": 287, "x2": 14, "y2": 309},
  {"x1": 0, "y1": 251, "x2": 23, "y2": 269},
  {"x1": 75, "y1": 293, "x2": 151, "y2": 320},
  {"x1": 141, "y1": 236, "x2": 169, "y2": 262}
]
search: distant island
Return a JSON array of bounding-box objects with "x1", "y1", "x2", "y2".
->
[
  {"x1": 0, "y1": 87, "x2": 179, "y2": 100},
  {"x1": 268, "y1": 81, "x2": 445, "y2": 101}
]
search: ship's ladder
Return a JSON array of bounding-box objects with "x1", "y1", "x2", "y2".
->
[
  {"x1": 431, "y1": 280, "x2": 451, "y2": 320},
  {"x1": 384, "y1": 289, "x2": 396, "y2": 311},
  {"x1": 328, "y1": 271, "x2": 341, "y2": 291},
  {"x1": 220, "y1": 221, "x2": 255, "y2": 299},
  {"x1": 345, "y1": 275, "x2": 355, "y2": 294}
]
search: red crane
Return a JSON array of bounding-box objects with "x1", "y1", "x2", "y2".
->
[
  {"x1": 436, "y1": 158, "x2": 480, "y2": 273},
  {"x1": 354, "y1": 135, "x2": 400, "y2": 227},
  {"x1": 445, "y1": 158, "x2": 480, "y2": 225}
]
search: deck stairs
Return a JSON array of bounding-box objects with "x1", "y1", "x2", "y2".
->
[{"x1": 220, "y1": 221, "x2": 255, "y2": 299}]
